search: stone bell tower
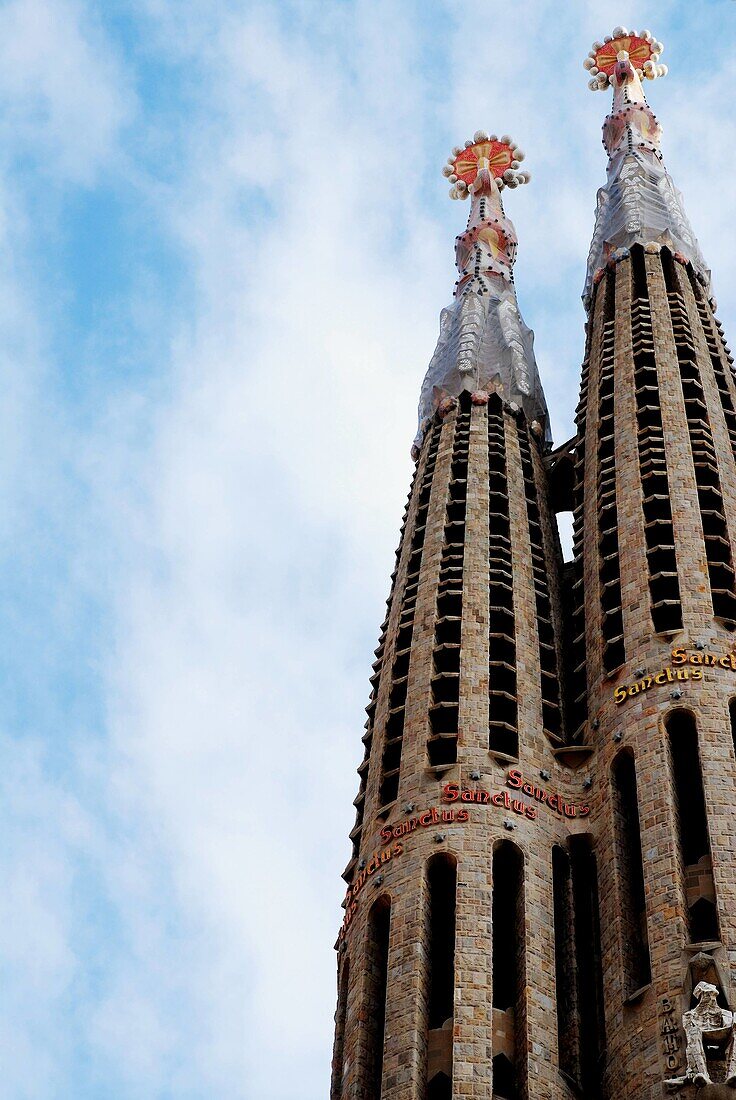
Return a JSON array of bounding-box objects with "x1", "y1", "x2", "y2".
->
[
  {"x1": 575, "y1": 26, "x2": 736, "y2": 1100},
  {"x1": 331, "y1": 25, "x2": 736, "y2": 1100},
  {"x1": 330, "y1": 129, "x2": 600, "y2": 1100}
]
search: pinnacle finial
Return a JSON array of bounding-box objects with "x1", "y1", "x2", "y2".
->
[
  {"x1": 583, "y1": 28, "x2": 667, "y2": 91},
  {"x1": 442, "y1": 132, "x2": 530, "y2": 200}
]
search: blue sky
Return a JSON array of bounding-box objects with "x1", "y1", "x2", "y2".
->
[{"x1": 1, "y1": 1, "x2": 736, "y2": 1097}]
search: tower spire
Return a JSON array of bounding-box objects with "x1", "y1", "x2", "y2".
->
[
  {"x1": 413, "y1": 131, "x2": 549, "y2": 455},
  {"x1": 583, "y1": 27, "x2": 710, "y2": 306}
]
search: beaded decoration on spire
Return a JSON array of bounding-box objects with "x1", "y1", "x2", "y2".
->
[
  {"x1": 413, "y1": 131, "x2": 548, "y2": 455},
  {"x1": 582, "y1": 26, "x2": 709, "y2": 306}
]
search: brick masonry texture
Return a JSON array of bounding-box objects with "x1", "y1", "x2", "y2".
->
[{"x1": 331, "y1": 249, "x2": 736, "y2": 1100}]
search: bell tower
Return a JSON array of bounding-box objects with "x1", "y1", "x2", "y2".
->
[
  {"x1": 331, "y1": 130, "x2": 598, "y2": 1100},
  {"x1": 576, "y1": 27, "x2": 736, "y2": 1098}
]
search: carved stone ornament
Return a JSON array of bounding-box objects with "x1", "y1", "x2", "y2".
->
[{"x1": 666, "y1": 983, "x2": 736, "y2": 1091}]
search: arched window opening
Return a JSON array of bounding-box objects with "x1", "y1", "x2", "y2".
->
[
  {"x1": 330, "y1": 957, "x2": 350, "y2": 1100},
  {"x1": 364, "y1": 896, "x2": 391, "y2": 1097},
  {"x1": 427, "y1": 855, "x2": 457, "y2": 1027},
  {"x1": 492, "y1": 841, "x2": 526, "y2": 1100},
  {"x1": 552, "y1": 847, "x2": 580, "y2": 1084},
  {"x1": 730, "y1": 698, "x2": 736, "y2": 763},
  {"x1": 666, "y1": 710, "x2": 720, "y2": 944},
  {"x1": 425, "y1": 854, "x2": 456, "y2": 1095},
  {"x1": 611, "y1": 751, "x2": 651, "y2": 995}
]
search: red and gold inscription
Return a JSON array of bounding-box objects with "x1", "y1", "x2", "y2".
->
[{"x1": 613, "y1": 647, "x2": 735, "y2": 704}]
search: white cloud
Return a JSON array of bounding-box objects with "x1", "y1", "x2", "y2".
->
[
  {"x1": 0, "y1": 0, "x2": 133, "y2": 185},
  {"x1": 92, "y1": 6, "x2": 444, "y2": 1093}
]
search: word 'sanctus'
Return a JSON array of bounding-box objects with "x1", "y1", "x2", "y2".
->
[{"x1": 613, "y1": 646, "x2": 736, "y2": 705}]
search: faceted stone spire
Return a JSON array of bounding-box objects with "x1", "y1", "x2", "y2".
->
[
  {"x1": 413, "y1": 131, "x2": 549, "y2": 454},
  {"x1": 583, "y1": 27, "x2": 710, "y2": 307}
]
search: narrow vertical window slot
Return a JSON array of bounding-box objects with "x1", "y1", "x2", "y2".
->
[
  {"x1": 364, "y1": 896, "x2": 391, "y2": 1097},
  {"x1": 570, "y1": 836, "x2": 606, "y2": 1098},
  {"x1": 663, "y1": 251, "x2": 736, "y2": 628},
  {"x1": 378, "y1": 420, "x2": 442, "y2": 805},
  {"x1": 492, "y1": 841, "x2": 526, "y2": 1100},
  {"x1": 597, "y1": 271, "x2": 625, "y2": 672},
  {"x1": 487, "y1": 397, "x2": 518, "y2": 757},
  {"x1": 630, "y1": 245, "x2": 683, "y2": 634},
  {"x1": 689, "y1": 271, "x2": 736, "y2": 462},
  {"x1": 552, "y1": 847, "x2": 580, "y2": 1086},
  {"x1": 517, "y1": 423, "x2": 563, "y2": 741},
  {"x1": 429, "y1": 398, "x2": 470, "y2": 767},
  {"x1": 666, "y1": 710, "x2": 720, "y2": 944},
  {"x1": 565, "y1": 324, "x2": 592, "y2": 740},
  {"x1": 611, "y1": 751, "x2": 651, "y2": 995},
  {"x1": 426, "y1": 854, "x2": 457, "y2": 1096}
]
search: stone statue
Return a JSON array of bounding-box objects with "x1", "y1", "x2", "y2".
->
[{"x1": 666, "y1": 983, "x2": 736, "y2": 1090}]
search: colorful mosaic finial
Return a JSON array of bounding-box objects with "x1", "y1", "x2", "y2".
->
[
  {"x1": 442, "y1": 131, "x2": 530, "y2": 199},
  {"x1": 583, "y1": 28, "x2": 667, "y2": 90}
]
